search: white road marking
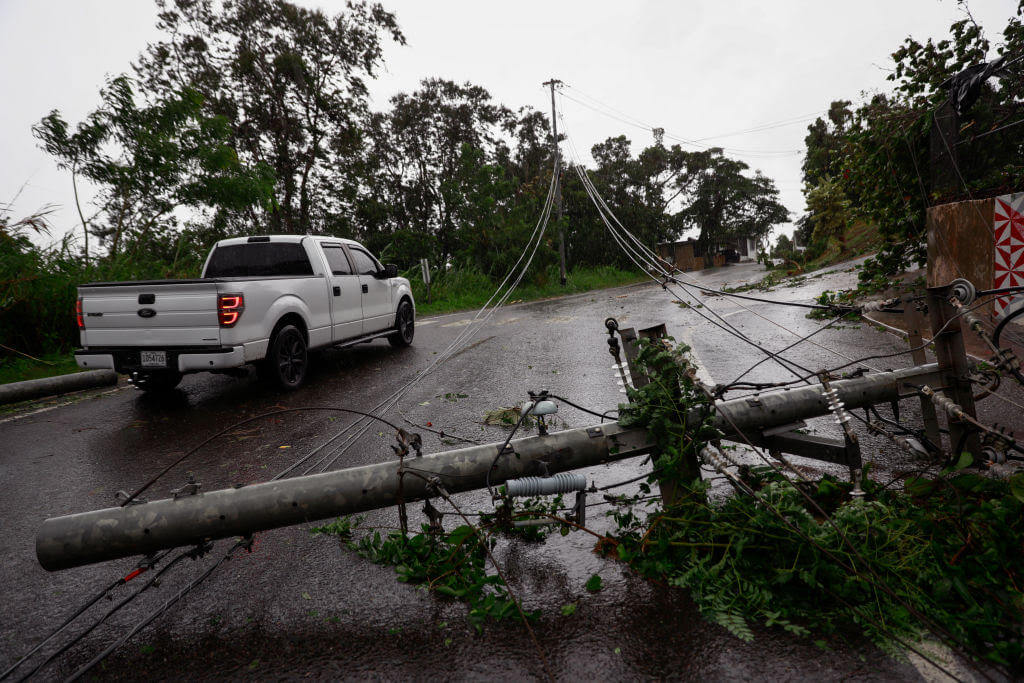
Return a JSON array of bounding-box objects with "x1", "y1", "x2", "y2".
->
[{"x1": 675, "y1": 325, "x2": 716, "y2": 385}]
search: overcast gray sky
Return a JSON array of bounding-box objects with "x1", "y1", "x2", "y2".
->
[{"x1": 1, "y1": 0, "x2": 1018, "y2": 248}]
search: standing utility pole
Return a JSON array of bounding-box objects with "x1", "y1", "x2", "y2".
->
[
  {"x1": 543, "y1": 78, "x2": 567, "y2": 286},
  {"x1": 929, "y1": 99, "x2": 959, "y2": 198}
]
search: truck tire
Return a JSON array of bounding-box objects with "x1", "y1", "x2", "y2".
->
[
  {"x1": 261, "y1": 324, "x2": 308, "y2": 390},
  {"x1": 388, "y1": 299, "x2": 415, "y2": 348},
  {"x1": 131, "y1": 370, "x2": 183, "y2": 393}
]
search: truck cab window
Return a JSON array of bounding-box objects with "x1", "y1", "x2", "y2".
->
[
  {"x1": 322, "y1": 245, "x2": 354, "y2": 275},
  {"x1": 348, "y1": 248, "x2": 381, "y2": 276},
  {"x1": 205, "y1": 243, "x2": 314, "y2": 278}
]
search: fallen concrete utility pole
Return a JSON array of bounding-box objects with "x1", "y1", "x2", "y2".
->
[{"x1": 37, "y1": 363, "x2": 941, "y2": 571}]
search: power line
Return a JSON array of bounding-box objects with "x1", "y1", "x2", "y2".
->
[
  {"x1": 726, "y1": 311, "x2": 853, "y2": 389},
  {"x1": 687, "y1": 111, "x2": 828, "y2": 142},
  {"x1": 563, "y1": 84, "x2": 820, "y2": 149},
  {"x1": 558, "y1": 89, "x2": 802, "y2": 157},
  {"x1": 12, "y1": 548, "x2": 197, "y2": 681},
  {"x1": 0, "y1": 553, "x2": 171, "y2": 681},
  {"x1": 65, "y1": 540, "x2": 249, "y2": 682},
  {"x1": 956, "y1": 116, "x2": 1024, "y2": 144},
  {"x1": 559, "y1": 115, "x2": 870, "y2": 386},
  {"x1": 567, "y1": 156, "x2": 815, "y2": 382}
]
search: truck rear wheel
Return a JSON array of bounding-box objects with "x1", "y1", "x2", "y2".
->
[
  {"x1": 388, "y1": 300, "x2": 415, "y2": 348},
  {"x1": 131, "y1": 370, "x2": 183, "y2": 393},
  {"x1": 261, "y1": 324, "x2": 308, "y2": 390}
]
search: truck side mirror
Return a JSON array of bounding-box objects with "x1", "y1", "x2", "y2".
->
[{"x1": 383, "y1": 263, "x2": 399, "y2": 278}]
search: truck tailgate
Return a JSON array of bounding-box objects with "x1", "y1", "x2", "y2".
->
[{"x1": 79, "y1": 281, "x2": 222, "y2": 347}]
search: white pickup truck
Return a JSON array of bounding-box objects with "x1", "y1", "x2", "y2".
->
[{"x1": 74, "y1": 235, "x2": 415, "y2": 391}]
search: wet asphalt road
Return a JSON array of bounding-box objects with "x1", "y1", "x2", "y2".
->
[{"x1": 2, "y1": 260, "x2": 1019, "y2": 681}]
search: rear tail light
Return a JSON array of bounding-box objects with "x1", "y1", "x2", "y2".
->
[
  {"x1": 76, "y1": 298, "x2": 84, "y2": 329},
  {"x1": 218, "y1": 293, "x2": 244, "y2": 327}
]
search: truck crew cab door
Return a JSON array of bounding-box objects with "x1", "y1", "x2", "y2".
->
[
  {"x1": 320, "y1": 243, "x2": 362, "y2": 341},
  {"x1": 346, "y1": 245, "x2": 392, "y2": 333}
]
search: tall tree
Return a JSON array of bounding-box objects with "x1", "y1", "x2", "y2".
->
[
  {"x1": 772, "y1": 232, "x2": 794, "y2": 257},
  {"x1": 801, "y1": 4, "x2": 1024, "y2": 277},
  {"x1": 802, "y1": 100, "x2": 853, "y2": 187},
  {"x1": 360, "y1": 79, "x2": 515, "y2": 264},
  {"x1": 805, "y1": 178, "x2": 851, "y2": 246},
  {"x1": 134, "y1": 0, "x2": 405, "y2": 235},
  {"x1": 34, "y1": 76, "x2": 274, "y2": 263},
  {"x1": 563, "y1": 137, "x2": 689, "y2": 268},
  {"x1": 678, "y1": 148, "x2": 788, "y2": 252}
]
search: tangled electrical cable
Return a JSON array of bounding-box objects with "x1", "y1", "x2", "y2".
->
[
  {"x1": 604, "y1": 250, "x2": 991, "y2": 670},
  {"x1": 716, "y1": 294, "x2": 1000, "y2": 395},
  {"x1": 3, "y1": 543, "x2": 227, "y2": 682},
  {"x1": 0, "y1": 551, "x2": 174, "y2": 681},
  {"x1": 568, "y1": 158, "x2": 816, "y2": 384},
  {"x1": 556, "y1": 106, "x2": 1014, "y2": 677},
  {"x1": 65, "y1": 538, "x2": 252, "y2": 682},
  {"x1": 556, "y1": 112, "x2": 898, "y2": 391},
  {"x1": 993, "y1": 305, "x2": 1024, "y2": 386}
]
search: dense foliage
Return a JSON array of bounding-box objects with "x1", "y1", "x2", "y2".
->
[
  {"x1": 799, "y1": 4, "x2": 1024, "y2": 279},
  {"x1": 134, "y1": 0, "x2": 405, "y2": 236},
  {"x1": 0, "y1": 207, "x2": 210, "y2": 356},
  {"x1": 615, "y1": 340, "x2": 1024, "y2": 673},
  {"x1": 614, "y1": 463, "x2": 1024, "y2": 670},
  {"x1": 34, "y1": 76, "x2": 275, "y2": 265}
]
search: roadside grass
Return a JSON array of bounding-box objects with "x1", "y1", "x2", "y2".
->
[
  {"x1": 0, "y1": 352, "x2": 80, "y2": 385},
  {"x1": 802, "y1": 220, "x2": 882, "y2": 273},
  {"x1": 729, "y1": 222, "x2": 884, "y2": 295},
  {"x1": 409, "y1": 265, "x2": 647, "y2": 316}
]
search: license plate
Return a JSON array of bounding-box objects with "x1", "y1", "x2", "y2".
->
[{"x1": 140, "y1": 350, "x2": 167, "y2": 367}]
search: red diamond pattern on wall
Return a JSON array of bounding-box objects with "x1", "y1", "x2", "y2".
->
[{"x1": 993, "y1": 193, "x2": 1024, "y2": 319}]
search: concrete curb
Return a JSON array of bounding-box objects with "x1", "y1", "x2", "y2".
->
[{"x1": 0, "y1": 370, "x2": 118, "y2": 405}]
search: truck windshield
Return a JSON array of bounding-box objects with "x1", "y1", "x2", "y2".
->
[{"x1": 205, "y1": 243, "x2": 314, "y2": 278}]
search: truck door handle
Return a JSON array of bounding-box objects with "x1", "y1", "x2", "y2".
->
[
  {"x1": 361, "y1": 284, "x2": 368, "y2": 294},
  {"x1": 333, "y1": 286, "x2": 341, "y2": 296}
]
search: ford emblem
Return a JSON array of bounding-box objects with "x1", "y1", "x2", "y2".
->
[{"x1": 138, "y1": 308, "x2": 156, "y2": 318}]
